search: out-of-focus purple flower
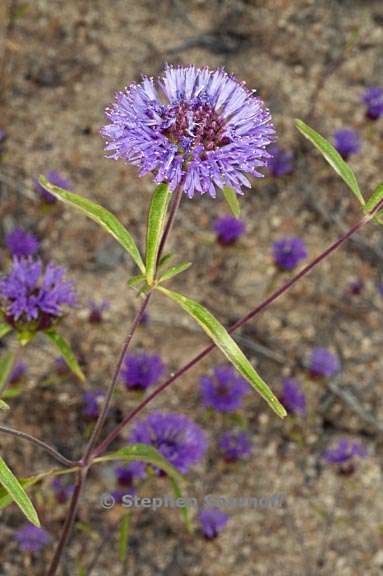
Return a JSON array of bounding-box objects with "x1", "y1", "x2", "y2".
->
[
  {"x1": 0, "y1": 128, "x2": 6, "y2": 143},
  {"x1": 267, "y1": 144, "x2": 294, "y2": 177},
  {"x1": 34, "y1": 171, "x2": 72, "y2": 204},
  {"x1": 200, "y1": 365, "x2": 249, "y2": 413},
  {"x1": 378, "y1": 283, "x2": 383, "y2": 297},
  {"x1": 87, "y1": 299, "x2": 110, "y2": 323},
  {"x1": 362, "y1": 87, "x2": 383, "y2": 120},
  {"x1": 281, "y1": 378, "x2": 306, "y2": 416},
  {"x1": 120, "y1": 351, "x2": 164, "y2": 391},
  {"x1": 8, "y1": 361, "x2": 28, "y2": 384},
  {"x1": 5, "y1": 228, "x2": 39, "y2": 258},
  {"x1": 347, "y1": 279, "x2": 364, "y2": 296},
  {"x1": 322, "y1": 438, "x2": 367, "y2": 464},
  {"x1": 55, "y1": 356, "x2": 69, "y2": 375},
  {"x1": 308, "y1": 347, "x2": 340, "y2": 379},
  {"x1": 0, "y1": 258, "x2": 77, "y2": 329},
  {"x1": 213, "y1": 215, "x2": 246, "y2": 246},
  {"x1": 51, "y1": 478, "x2": 75, "y2": 504},
  {"x1": 219, "y1": 430, "x2": 252, "y2": 462},
  {"x1": 101, "y1": 65, "x2": 275, "y2": 199},
  {"x1": 333, "y1": 129, "x2": 360, "y2": 160},
  {"x1": 115, "y1": 462, "x2": 145, "y2": 487},
  {"x1": 128, "y1": 411, "x2": 207, "y2": 474},
  {"x1": 15, "y1": 524, "x2": 51, "y2": 553},
  {"x1": 272, "y1": 237, "x2": 307, "y2": 271},
  {"x1": 198, "y1": 508, "x2": 228, "y2": 539},
  {"x1": 82, "y1": 389, "x2": 106, "y2": 420}
]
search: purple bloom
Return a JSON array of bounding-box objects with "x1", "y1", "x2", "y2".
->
[
  {"x1": 200, "y1": 365, "x2": 249, "y2": 413},
  {"x1": 51, "y1": 478, "x2": 75, "y2": 504},
  {"x1": 333, "y1": 129, "x2": 360, "y2": 160},
  {"x1": 198, "y1": 508, "x2": 228, "y2": 539},
  {"x1": 82, "y1": 389, "x2": 106, "y2": 419},
  {"x1": 309, "y1": 347, "x2": 340, "y2": 379},
  {"x1": 55, "y1": 356, "x2": 70, "y2": 375},
  {"x1": 15, "y1": 524, "x2": 51, "y2": 553},
  {"x1": 120, "y1": 351, "x2": 164, "y2": 391},
  {"x1": 213, "y1": 215, "x2": 246, "y2": 246},
  {"x1": 8, "y1": 361, "x2": 28, "y2": 384},
  {"x1": 87, "y1": 299, "x2": 110, "y2": 323},
  {"x1": 115, "y1": 462, "x2": 145, "y2": 487},
  {"x1": 0, "y1": 258, "x2": 77, "y2": 328},
  {"x1": 322, "y1": 438, "x2": 367, "y2": 464},
  {"x1": 362, "y1": 87, "x2": 383, "y2": 120},
  {"x1": 219, "y1": 430, "x2": 252, "y2": 462},
  {"x1": 5, "y1": 228, "x2": 39, "y2": 258},
  {"x1": 34, "y1": 170, "x2": 72, "y2": 204},
  {"x1": 101, "y1": 65, "x2": 275, "y2": 199},
  {"x1": 267, "y1": 144, "x2": 294, "y2": 177},
  {"x1": 128, "y1": 411, "x2": 207, "y2": 474},
  {"x1": 281, "y1": 378, "x2": 306, "y2": 416},
  {"x1": 272, "y1": 237, "x2": 307, "y2": 271}
]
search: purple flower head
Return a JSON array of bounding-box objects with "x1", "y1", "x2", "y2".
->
[
  {"x1": 309, "y1": 347, "x2": 340, "y2": 379},
  {"x1": 34, "y1": 170, "x2": 72, "y2": 204},
  {"x1": 101, "y1": 65, "x2": 275, "y2": 199},
  {"x1": 15, "y1": 524, "x2": 51, "y2": 553},
  {"x1": 362, "y1": 87, "x2": 383, "y2": 120},
  {"x1": 200, "y1": 365, "x2": 249, "y2": 413},
  {"x1": 55, "y1": 356, "x2": 70, "y2": 375},
  {"x1": 347, "y1": 279, "x2": 364, "y2": 296},
  {"x1": 281, "y1": 378, "x2": 306, "y2": 416},
  {"x1": 120, "y1": 351, "x2": 164, "y2": 391},
  {"x1": 128, "y1": 411, "x2": 207, "y2": 475},
  {"x1": 8, "y1": 361, "x2": 28, "y2": 384},
  {"x1": 272, "y1": 237, "x2": 307, "y2": 271},
  {"x1": 213, "y1": 215, "x2": 246, "y2": 246},
  {"x1": 0, "y1": 257, "x2": 77, "y2": 329},
  {"x1": 51, "y1": 478, "x2": 75, "y2": 504},
  {"x1": 82, "y1": 389, "x2": 106, "y2": 420},
  {"x1": 219, "y1": 430, "x2": 252, "y2": 462},
  {"x1": 333, "y1": 129, "x2": 360, "y2": 160},
  {"x1": 5, "y1": 228, "x2": 39, "y2": 258},
  {"x1": 87, "y1": 299, "x2": 110, "y2": 323},
  {"x1": 198, "y1": 508, "x2": 228, "y2": 539},
  {"x1": 322, "y1": 438, "x2": 367, "y2": 465},
  {"x1": 115, "y1": 462, "x2": 145, "y2": 487},
  {"x1": 267, "y1": 144, "x2": 294, "y2": 177}
]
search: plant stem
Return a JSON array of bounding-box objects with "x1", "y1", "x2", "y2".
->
[
  {"x1": 0, "y1": 424, "x2": 76, "y2": 467},
  {"x1": 93, "y1": 209, "x2": 373, "y2": 457}
]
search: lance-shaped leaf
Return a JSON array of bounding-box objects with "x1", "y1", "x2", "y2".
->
[
  {"x1": 94, "y1": 443, "x2": 184, "y2": 485},
  {"x1": 119, "y1": 512, "x2": 131, "y2": 563},
  {"x1": 295, "y1": 119, "x2": 364, "y2": 206},
  {"x1": 38, "y1": 176, "x2": 145, "y2": 273},
  {"x1": 364, "y1": 182, "x2": 383, "y2": 215},
  {"x1": 0, "y1": 352, "x2": 14, "y2": 392},
  {"x1": 127, "y1": 274, "x2": 146, "y2": 288},
  {"x1": 44, "y1": 330, "x2": 85, "y2": 381},
  {"x1": 0, "y1": 399, "x2": 10, "y2": 411},
  {"x1": 0, "y1": 323, "x2": 12, "y2": 340},
  {"x1": 0, "y1": 457, "x2": 40, "y2": 526},
  {"x1": 223, "y1": 186, "x2": 241, "y2": 218},
  {"x1": 158, "y1": 261, "x2": 192, "y2": 284},
  {"x1": 157, "y1": 287, "x2": 286, "y2": 418},
  {"x1": 145, "y1": 184, "x2": 171, "y2": 285}
]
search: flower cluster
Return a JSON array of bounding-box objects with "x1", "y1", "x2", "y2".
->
[
  {"x1": 362, "y1": 87, "x2": 383, "y2": 120},
  {"x1": 333, "y1": 129, "x2": 360, "y2": 160},
  {"x1": 87, "y1": 299, "x2": 110, "y2": 323},
  {"x1": 198, "y1": 508, "x2": 228, "y2": 539},
  {"x1": 272, "y1": 237, "x2": 307, "y2": 271},
  {"x1": 15, "y1": 524, "x2": 51, "y2": 553},
  {"x1": 51, "y1": 478, "x2": 75, "y2": 504},
  {"x1": 308, "y1": 347, "x2": 340, "y2": 379},
  {"x1": 101, "y1": 65, "x2": 275, "y2": 199},
  {"x1": 219, "y1": 430, "x2": 252, "y2": 462},
  {"x1": 5, "y1": 228, "x2": 39, "y2": 258},
  {"x1": 120, "y1": 351, "x2": 164, "y2": 391},
  {"x1": 322, "y1": 438, "x2": 367, "y2": 465},
  {"x1": 213, "y1": 215, "x2": 246, "y2": 246},
  {"x1": 82, "y1": 389, "x2": 106, "y2": 420},
  {"x1": 200, "y1": 365, "x2": 249, "y2": 413},
  {"x1": 267, "y1": 144, "x2": 294, "y2": 177},
  {"x1": 280, "y1": 378, "x2": 306, "y2": 416},
  {"x1": 0, "y1": 258, "x2": 77, "y2": 330},
  {"x1": 128, "y1": 411, "x2": 207, "y2": 475},
  {"x1": 34, "y1": 171, "x2": 72, "y2": 204}
]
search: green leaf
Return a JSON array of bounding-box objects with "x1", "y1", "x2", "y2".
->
[
  {"x1": 158, "y1": 253, "x2": 175, "y2": 270},
  {"x1": 295, "y1": 119, "x2": 364, "y2": 206},
  {"x1": 44, "y1": 330, "x2": 85, "y2": 381},
  {"x1": 365, "y1": 182, "x2": 383, "y2": 214},
  {"x1": 145, "y1": 183, "x2": 171, "y2": 285},
  {"x1": 0, "y1": 399, "x2": 10, "y2": 411},
  {"x1": 127, "y1": 274, "x2": 146, "y2": 287},
  {"x1": 0, "y1": 457, "x2": 40, "y2": 526},
  {"x1": 157, "y1": 287, "x2": 286, "y2": 418},
  {"x1": 118, "y1": 512, "x2": 130, "y2": 563},
  {"x1": 223, "y1": 186, "x2": 241, "y2": 218},
  {"x1": 158, "y1": 262, "x2": 192, "y2": 283},
  {"x1": 0, "y1": 323, "x2": 12, "y2": 339},
  {"x1": 2, "y1": 387, "x2": 23, "y2": 399},
  {"x1": 0, "y1": 352, "x2": 15, "y2": 391},
  {"x1": 38, "y1": 176, "x2": 145, "y2": 273},
  {"x1": 94, "y1": 443, "x2": 184, "y2": 485}
]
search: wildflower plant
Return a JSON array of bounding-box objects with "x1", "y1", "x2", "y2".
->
[{"x1": 0, "y1": 64, "x2": 383, "y2": 575}]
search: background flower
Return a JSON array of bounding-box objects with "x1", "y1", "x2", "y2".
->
[
  {"x1": 15, "y1": 524, "x2": 51, "y2": 553},
  {"x1": 308, "y1": 347, "x2": 340, "y2": 379},
  {"x1": 332, "y1": 129, "x2": 360, "y2": 160},
  {"x1": 5, "y1": 228, "x2": 39, "y2": 258},
  {"x1": 272, "y1": 237, "x2": 307, "y2": 271},
  {"x1": 34, "y1": 171, "x2": 72, "y2": 204},
  {"x1": 322, "y1": 438, "x2": 367, "y2": 464},
  {"x1": 267, "y1": 144, "x2": 294, "y2": 177},
  {"x1": 213, "y1": 215, "x2": 246, "y2": 246},
  {"x1": 219, "y1": 430, "x2": 252, "y2": 462},
  {"x1": 101, "y1": 65, "x2": 275, "y2": 198},
  {"x1": 362, "y1": 87, "x2": 383, "y2": 120},
  {"x1": 82, "y1": 389, "x2": 106, "y2": 420},
  {"x1": 198, "y1": 508, "x2": 228, "y2": 539},
  {"x1": 120, "y1": 351, "x2": 164, "y2": 391},
  {"x1": 280, "y1": 378, "x2": 306, "y2": 416},
  {"x1": 200, "y1": 365, "x2": 249, "y2": 412}
]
